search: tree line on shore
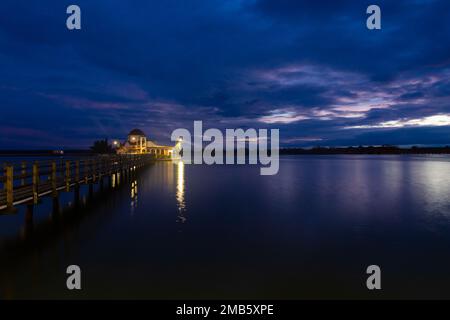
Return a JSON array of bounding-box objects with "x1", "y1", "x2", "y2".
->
[{"x1": 1, "y1": 142, "x2": 450, "y2": 156}]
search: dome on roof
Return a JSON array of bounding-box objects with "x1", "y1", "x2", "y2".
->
[{"x1": 128, "y1": 128, "x2": 146, "y2": 136}]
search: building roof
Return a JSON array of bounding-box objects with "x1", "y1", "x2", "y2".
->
[
  {"x1": 129, "y1": 128, "x2": 146, "y2": 136},
  {"x1": 147, "y1": 140, "x2": 173, "y2": 148}
]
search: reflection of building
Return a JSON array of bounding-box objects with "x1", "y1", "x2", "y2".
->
[
  {"x1": 116, "y1": 129, "x2": 174, "y2": 157},
  {"x1": 176, "y1": 161, "x2": 186, "y2": 223}
]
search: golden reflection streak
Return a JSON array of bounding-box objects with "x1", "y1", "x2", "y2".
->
[
  {"x1": 130, "y1": 180, "x2": 138, "y2": 213},
  {"x1": 176, "y1": 161, "x2": 186, "y2": 223}
]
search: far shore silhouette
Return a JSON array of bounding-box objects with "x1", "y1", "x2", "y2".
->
[{"x1": 1, "y1": 145, "x2": 450, "y2": 156}]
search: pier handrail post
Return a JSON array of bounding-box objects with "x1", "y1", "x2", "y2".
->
[
  {"x1": 51, "y1": 161, "x2": 57, "y2": 197},
  {"x1": 84, "y1": 160, "x2": 89, "y2": 184},
  {"x1": 75, "y1": 160, "x2": 80, "y2": 184},
  {"x1": 32, "y1": 162, "x2": 39, "y2": 204},
  {"x1": 98, "y1": 158, "x2": 102, "y2": 180},
  {"x1": 117, "y1": 156, "x2": 121, "y2": 178},
  {"x1": 21, "y1": 161, "x2": 26, "y2": 186},
  {"x1": 92, "y1": 158, "x2": 97, "y2": 183},
  {"x1": 65, "y1": 161, "x2": 71, "y2": 191},
  {"x1": 5, "y1": 165, "x2": 14, "y2": 210},
  {"x1": 88, "y1": 158, "x2": 94, "y2": 197}
]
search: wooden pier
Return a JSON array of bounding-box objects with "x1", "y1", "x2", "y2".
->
[{"x1": 0, "y1": 154, "x2": 154, "y2": 212}]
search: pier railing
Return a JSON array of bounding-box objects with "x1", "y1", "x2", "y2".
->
[{"x1": 0, "y1": 154, "x2": 155, "y2": 212}]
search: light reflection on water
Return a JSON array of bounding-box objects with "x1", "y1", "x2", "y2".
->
[
  {"x1": 130, "y1": 180, "x2": 138, "y2": 214},
  {"x1": 1, "y1": 155, "x2": 450, "y2": 299},
  {"x1": 176, "y1": 161, "x2": 186, "y2": 224}
]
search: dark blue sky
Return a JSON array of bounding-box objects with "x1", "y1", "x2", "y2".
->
[{"x1": 1, "y1": 0, "x2": 450, "y2": 148}]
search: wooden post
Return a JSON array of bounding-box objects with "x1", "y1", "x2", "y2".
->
[
  {"x1": 99, "y1": 174, "x2": 104, "y2": 191},
  {"x1": 32, "y1": 162, "x2": 39, "y2": 204},
  {"x1": 98, "y1": 159, "x2": 102, "y2": 180},
  {"x1": 65, "y1": 161, "x2": 71, "y2": 191},
  {"x1": 25, "y1": 203, "x2": 34, "y2": 221},
  {"x1": 74, "y1": 184, "x2": 80, "y2": 207},
  {"x1": 88, "y1": 181, "x2": 94, "y2": 199},
  {"x1": 24, "y1": 204, "x2": 34, "y2": 238},
  {"x1": 21, "y1": 161, "x2": 26, "y2": 186},
  {"x1": 91, "y1": 159, "x2": 97, "y2": 183},
  {"x1": 88, "y1": 159, "x2": 94, "y2": 197},
  {"x1": 52, "y1": 197, "x2": 60, "y2": 216},
  {"x1": 5, "y1": 165, "x2": 14, "y2": 211},
  {"x1": 51, "y1": 162, "x2": 57, "y2": 197},
  {"x1": 84, "y1": 160, "x2": 89, "y2": 184},
  {"x1": 74, "y1": 160, "x2": 80, "y2": 205},
  {"x1": 75, "y1": 160, "x2": 80, "y2": 184}
]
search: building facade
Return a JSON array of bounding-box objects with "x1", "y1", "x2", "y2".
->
[{"x1": 116, "y1": 129, "x2": 174, "y2": 158}]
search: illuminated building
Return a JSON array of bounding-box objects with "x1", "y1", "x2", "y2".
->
[{"x1": 116, "y1": 128, "x2": 174, "y2": 157}]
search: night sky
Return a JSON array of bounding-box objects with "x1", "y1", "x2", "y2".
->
[{"x1": 1, "y1": 0, "x2": 450, "y2": 149}]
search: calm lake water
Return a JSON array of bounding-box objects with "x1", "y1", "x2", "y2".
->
[{"x1": 1, "y1": 155, "x2": 450, "y2": 299}]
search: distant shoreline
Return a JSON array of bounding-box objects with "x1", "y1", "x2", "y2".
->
[
  {"x1": 0, "y1": 150, "x2": 93, "y2": 157},
  {"x1": 1, "y1": 146, "x2": 450, "y2": 156},
  {"x1": 280, "y1": 146, "x2": 450, "y2": 155}
]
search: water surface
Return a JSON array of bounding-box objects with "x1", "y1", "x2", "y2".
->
[{"x1": 1, "y1": 155, "x2": 450, "y2": 299}]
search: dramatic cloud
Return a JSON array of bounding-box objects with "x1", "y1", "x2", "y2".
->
[
  {"x1": 0, "y1": 0, "x2": 449, "y2": 148},
  {"x1": 345, "y1": 114, "x2": 450, "y2": 129}
]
